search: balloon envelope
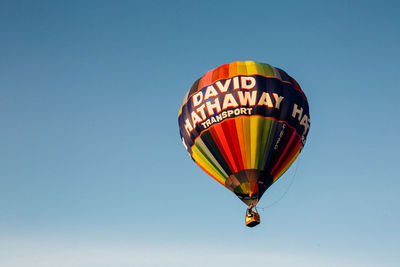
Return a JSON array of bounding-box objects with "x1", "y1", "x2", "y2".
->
[{"x1": 178, "y1": 61, "x2": 310, "y2": 206}]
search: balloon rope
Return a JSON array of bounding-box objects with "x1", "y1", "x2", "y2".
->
[{"x1": 258, "y1": 159, "x2": 300, "y2": 211}]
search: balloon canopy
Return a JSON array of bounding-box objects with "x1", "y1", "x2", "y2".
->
[{"x1": 178, "y1": 61, "x2": 310, "y2": 207}]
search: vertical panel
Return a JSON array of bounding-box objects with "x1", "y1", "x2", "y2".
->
[
  {"x1": 234, "y1": 117, "x2": 246, "y2": 169},
  {"x1": 273, "y1": 146, "x2": 301, "y2": 182},
  {"x1": 270, "y1": 130, "x2": 297, "y2": 175},
  {"x1": 210, "y1": 124, "x2": 239, "y2": 173},
  {"x1": 260, "y1": 120, "x2": 280, "y2": 171},
  {"x1": 249, "y1": 116, "x2": 264, "y2": 169},
  {"x1": 228, "y1": 61, "x2": 238, "y2": 77},
  {"x1": 236, "y1": 61, "x2": 247, "y2": 75},
  {"x1": 261, "y1": 63, "x2": 275, "y2": 77},
  {"x1": 192, "y1": 146, "x2": 226, "y2": 184},
  {"x1": 194, "y1": 138, "x2": 229, "y2": 178},
  {"x1": 200, "y1": 131, "x2": 232, "y2": 176},
  {"x1": 241, "y1": 116, "x2": 252, "y2": 169},
  {"x1": 257, "y1": 118, "x2": 273, "y2": 169},
  {"x1": 223, "y1": 119, "x2": 244, "y2": 171},
  {"x1": 244, "y1": 61, "x2": 258, "y2": 75}
]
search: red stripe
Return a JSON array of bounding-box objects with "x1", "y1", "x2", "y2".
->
[
  {"x1": 191, "y1": 115, "x2": 302, "y2": 152},
  {"x1": 222, "y1": 119, "x2": 244, "y2": 171},
  {"x1": 270, "y1": 130, "x2": 297, "y2": 174},
  {"x1": 198, "y1": 69, "x2": 213, "y2": 90},
  {"x1": 210, "y1": 124, "x2": 239, "y2": 173},
  {"x1": 271, "y1": 137, "x2": 302, "y2": 177},
  {"x1": 212, "y1": 64, "x2": 229, "y2": 82}
]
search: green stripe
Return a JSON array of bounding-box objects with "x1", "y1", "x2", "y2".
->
[
  {"x1": 260, "y1": 63, "x2": 276, "y2": 77},
  {"x1": 194, "y1": 138, "x2": 229, "y2": 178},
  {"x1": 258, "y1": 118, "x2": 273, "y2": 169}
]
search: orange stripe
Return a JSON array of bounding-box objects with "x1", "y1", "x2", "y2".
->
[
  {"x1": 234, "y1": 116, "x2": 249, "y2": 169},
  {"x1": 229, "y1": 62, "x2": 238, "y2": 77},
  {"x1": 190, "y1": 115, "x2": 302, "y2": 155}
]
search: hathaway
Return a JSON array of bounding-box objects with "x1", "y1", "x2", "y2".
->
[{"x1": 184, "y1": 90, "x2": 284, "y2": 136}]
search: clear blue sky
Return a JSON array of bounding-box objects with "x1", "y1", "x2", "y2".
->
[{"x1": 1, "y1": 0, "x2": 399, "y2": 266}]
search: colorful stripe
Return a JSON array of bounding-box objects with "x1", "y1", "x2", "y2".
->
[
  {"x1": 178, "y1": 60, "x2": 310, "y2": 206},
  {"x1": 178, "y1": 60, "x2": 302, "y2": 116},
  {"x1": 190, "y1": 115, "x2": 303, "y2": 203}
]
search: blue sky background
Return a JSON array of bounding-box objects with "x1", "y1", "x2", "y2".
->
[{"x1": 1, "y1": 0, "x2": 399, "y2": 266}]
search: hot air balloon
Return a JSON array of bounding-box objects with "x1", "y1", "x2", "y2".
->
[{"x1": 178, "y1": 61, "x2": 310, "y2": 227}]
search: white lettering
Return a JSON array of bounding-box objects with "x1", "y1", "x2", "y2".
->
[
  {"x1": 240, "y1": 76, "x2": 256, "y2": 89},
  {"x1": 215, "y1": 79, "x2": 231, "y2": 93},
  {"x1": 272, "y1": 93, "x2": 284, "y2": 109},
  {"x1": 237, "y1": 90, "x2": 257, "y2": 106},
  {"x1": 257, "y1": 92, "x2": 273, "y2": 107},
  {"x1": 292, "y1": 104, "x2": 303, "y2": 121},
  {"x1": 206, "y1": 98, "x2": 221, "y2": 116},
  {"x1": 204, "y1": 85, "x2": 218, "y2": 100},
  {"x1": 184, "y1": 118, "x2": 193, "y2": 136},
  {"x1": 300, "y1": 114, "x2": 311, "y2": 135},
  {"x1": 193, "y1": 91, "x2": 203, "y2": 107},
  {"x1": 233, "y1": 77, "x2": 240, "y2": 90},
  {"x1": 191, "y1": 111, "x2": 202, "y2": 128},
  {"x1": 196, "y1": 104, "x2": 207, "y2": 120},
  {"x1": 222, "y1": 93, "x2": 239, "y2": 109}
]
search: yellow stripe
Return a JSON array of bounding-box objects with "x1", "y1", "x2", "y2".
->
[
  {"x1": 192, "y1": 146, "x2": 226, "y2": 184},
  {"x1": 178, "y1": 105, "x2": 183, "y2": 116},
  {"x1": 195, "y1": 138, "x2": 229, "y2": 178},
  {"x1": 244, "y1": 61, "x2": 258, "y2": 75},
  {"x1": 242, "y1": 116, "x2": 252, "y2": 168},
  {"x1": 240, "y1": 182, "x2": 251, "y2": 194},
  {"x1": 250, "y1": 116, "x2": 264, "y2": 169},
  {"x1": 236, "y1": 61, "x2": 247, "y2": 75},
  {"x1": 237, "y1": 183, "x2": 245, "y2": 194}
]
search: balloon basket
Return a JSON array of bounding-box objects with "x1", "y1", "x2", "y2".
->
[{"x1": 245, "y1": 207, "x2": 260, "y2": 227}]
